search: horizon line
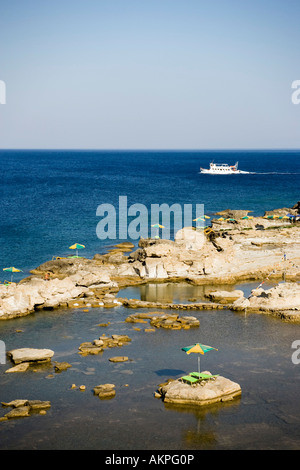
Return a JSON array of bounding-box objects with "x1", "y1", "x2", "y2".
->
[{"x1": 0, "y1": 148, "x2": 300, "y2": 152}]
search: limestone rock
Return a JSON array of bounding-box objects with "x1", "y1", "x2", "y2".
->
[
  {"x1": 205, "y1": 289, "x2": 244, "y2": 303},
  {"x1": 54, "y1": 361, "x2": 72, "y2": 372},
  {"x1": 109, "y1": 356, "x2": 129, "y2": 362},
  {"x1": 7, "y1": 348, "x2": 54, "y2": 364},
  {"x1": 158, "y1": 372, "x2": 241, "y2": 406},
  {"x1": 4, "y1": 406, "x2": 31, "y2": 419},
  {"x1": 5, "y1": 362, "x2": 30, "y2": 373},
  {"x1": 93, "y1": 383, "x2": 116, "y2": 399}
]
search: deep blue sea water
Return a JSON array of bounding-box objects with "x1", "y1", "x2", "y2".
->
[{"x1": 0, "y1": 149, "x2": 299, "y2": 281}]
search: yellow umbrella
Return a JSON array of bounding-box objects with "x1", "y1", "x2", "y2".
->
[{"x1": 218, "y1": 217, "x2": 225, "y2": 221}]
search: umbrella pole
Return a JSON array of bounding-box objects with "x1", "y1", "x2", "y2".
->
[{"x1": 198, "y1": 356, "x2": 200, "y2": 374}]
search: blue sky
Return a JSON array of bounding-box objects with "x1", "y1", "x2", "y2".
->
[{"x1": 0, "y1": 0, "x2": 300, "y2": 149}]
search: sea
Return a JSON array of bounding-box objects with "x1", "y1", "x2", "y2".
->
[
  {"x1": 0, "y1": 149, "x2": 299, "y2": 283},
  {"x1": 0, "y1": 149, "x2": 300, "y2": 451}
]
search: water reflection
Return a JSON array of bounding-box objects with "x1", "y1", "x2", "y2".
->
[
  {"x1": 164, "y1": 399, "x2": 241, "y2": 449},
  {"x1": 121, "y1": 281, "x2": 278, "y2": 303},
  {"x1": 139, "y1": 282, "x2": 231, "y2": 303}
]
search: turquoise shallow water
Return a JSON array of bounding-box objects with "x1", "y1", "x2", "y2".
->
[{"x1": 0, "y1": 282, "x2": 300, "y2": 450}]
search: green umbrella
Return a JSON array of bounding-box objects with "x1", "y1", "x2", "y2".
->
[
  {"x1": 182, "y1": 343, "x2": 218, "y2": 374},
  {"x1": 3, "y1": 267, "x2": 23, "y2": 283}
]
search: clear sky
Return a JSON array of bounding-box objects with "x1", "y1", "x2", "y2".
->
[{"x1": 0, "y1": 0, "x2": 300, "y2": 149}]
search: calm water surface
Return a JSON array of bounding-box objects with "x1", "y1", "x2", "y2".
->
[{"x1": 0, "y1": 282, "x2": 300, "y2": 450}]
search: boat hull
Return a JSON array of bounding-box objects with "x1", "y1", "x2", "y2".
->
[{"x1": 200, "y1": 169, "x2": 249, "y2": 174}]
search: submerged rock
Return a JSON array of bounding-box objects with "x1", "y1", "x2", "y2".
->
[
  {"x1": 125, "y1": 312, "x2": 199, "y2": 329},
  {"x1": 93, "y1": 383, "x2": 116, "y2": 399},
  {"x1": 78, "y1": 334, "x2": 131, "y2": 356},
  {"x1": 54, "y1": 361, "x2": 72, "y2": 372},
  {"x1": 1, "y1": 399, "x2": 51, "y2": 420}
]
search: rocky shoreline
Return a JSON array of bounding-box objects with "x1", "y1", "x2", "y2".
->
[{"x1": 0, "y1": 203, "x2": 299, "y2": 321}]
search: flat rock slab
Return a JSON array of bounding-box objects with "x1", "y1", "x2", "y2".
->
[
  {"x1": 109, "y1": 356, "x2": 129, "y2": 363},
  {"x1": 7, "y1": 348, "x2": 54, "y2": 364},
  {"x1": 158, "y1": 373, "x2": 241, "y2": 406},
  {"x1": 5, "y1": 362, "x2": 30, "y2": 373},
  {"x1": 54, "y1": 361, "x2": 72, "y2": 372},
  {"x1": 1, "y1": 399, "x2": 51, "y2": 420}
]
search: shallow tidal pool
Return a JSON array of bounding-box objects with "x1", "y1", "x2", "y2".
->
[{"x1": 0, "y1": 281, "x2": 300, "y2": 450}]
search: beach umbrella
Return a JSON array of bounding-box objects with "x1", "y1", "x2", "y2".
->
[
  {"x1": 193, "y1": 215, "x2": 210, "y2": 222},
  {"x1": 282, "y1": 215, "x2": 290, "y2": 220},
  {"x1": 218, "y1": 217, "x2": 225, "y2": 221},
  {"x1": 181, "y1": 343, "x2": 218, "y2": 374},
  {"x1": 193, "y1": 217, "x2": 205, "y2": 230},
  {"x1": 226, "y1": 218, "x2": 236, "y2": 222},
  {"x1": 69, "y1": 243, "x2": 85, "y2": 257},
  {"x1": 241, "y1": 216, "x2": 249, "y2": 219},
  {"x1": 3, "y1": 267, "x2": 22, "y2": 282},
  {"x1": 151, "y1": 224, "x2": 165, "y2": 239}
]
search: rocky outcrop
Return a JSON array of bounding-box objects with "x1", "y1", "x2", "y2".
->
[
  {"x1": 0, "y1": 205, "x2": 299, "y2": 320},
  {"x1": 125, "y1": 311, "x2": 200, "y2": 329},
  {"x1": 128, "y1": 225, "x2": 300, "y2": 284},
  {"x1": 0, "y1": 258, "x2": 121, "y2": 319},
  {"x1": 243, "y1": 282, "x2": 300, "y2": 320},
  {"x1": 157, "y1": 372, "x2": 241, "y2": 406},
  {"x1": 78, "y1": 334, "x2": 131, "y2": 356}
]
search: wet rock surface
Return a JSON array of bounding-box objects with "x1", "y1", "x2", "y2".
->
[{"x1": 0, "y1": 399, "x2": 51, "y2": 421}]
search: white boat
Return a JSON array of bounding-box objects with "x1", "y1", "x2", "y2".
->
[{"x1": 200, "y1": 161, "x2": 249, "y2": 174}]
